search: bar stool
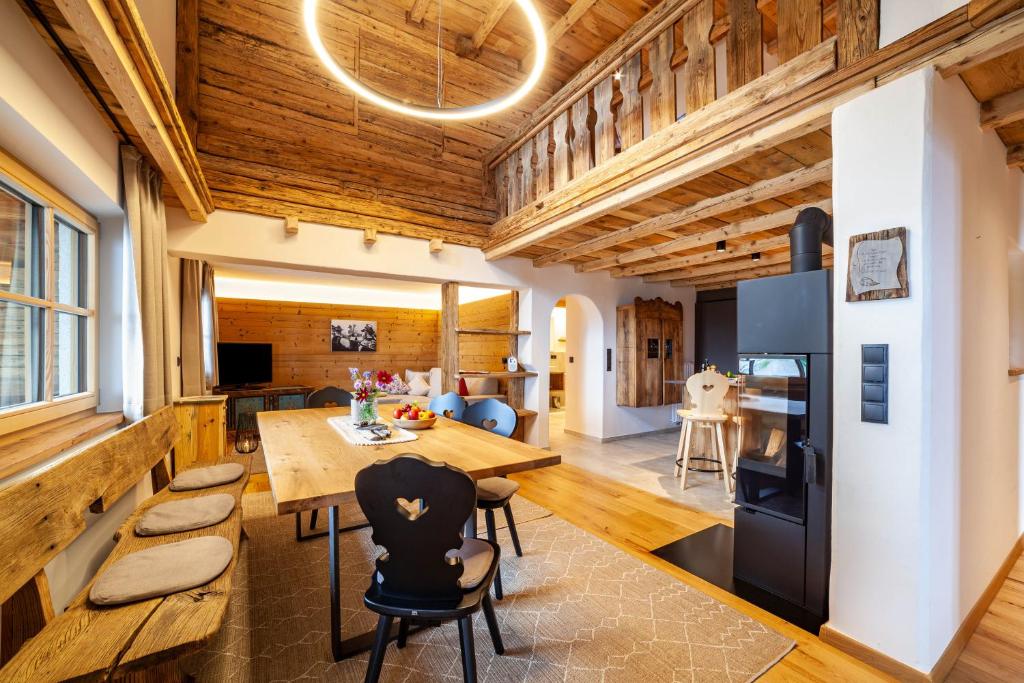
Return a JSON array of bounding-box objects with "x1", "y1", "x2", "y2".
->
[{"x1": 674, "y1": 370, "x2": 733, "y2": 495}]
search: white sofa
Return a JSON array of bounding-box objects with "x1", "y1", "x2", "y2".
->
[{"x1": 377, "y1": 368, "x2": 506, "y2": 406}]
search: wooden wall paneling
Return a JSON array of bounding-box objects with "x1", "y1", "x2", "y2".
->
[
  {"x1": 171, "y1": 395, "x2": 227, "y2": 475},
  {"x1": 216, "y1": 299, "x2": 440, "y2": 387},
  {"x1": 683, "y1": 0, "x2": 717, "y2": 113},
  {"x1": 570, "y1": 93, "x2": 594, "y2": 180},
  {"x1": 777, "y1": 0, "x2": 824, "y2": 63},
  {"x1": 518, "y1": 137, "x2": 535, "y2": 208},
  {"x1": 552, "y1": 110, "x2": 572, "y2": 190},
  {"x1": 496, "y1": 156, "x2": 509, "y2": 218},
  {"x1": 458, "y1": 293, "x2": 513, "y2": 372},
  {"x1": 649, "y1": 25, "x2": 677, "y2": 131},
  {"x1": 619, "y1": 52, "x2": 644, "y2": 150},
  {"x1": 533, "y1": 125, "x2": 551, "y2": 199},
  {"x1": 440, "y1": 282, "x2": 459, "y2": 394},
  {"x1": 593, "y1": 74, "x2": 617, "y2": 165},
  {"x1": 727, "y1": 0, "x2": 764, "y2": 90},
  {"x1": 837, "y1": 0, "x2": 880, "y2": 67}
]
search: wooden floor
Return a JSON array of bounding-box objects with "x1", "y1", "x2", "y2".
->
[
  {"x1": 948, "y1": 554, "x2": 1024, "y2": 682},
  {"x1": 508, "y1": 462, "x2": 893, "y2": 682}
]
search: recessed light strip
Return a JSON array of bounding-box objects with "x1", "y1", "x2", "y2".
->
[{"x1": 303, "y1": 0, "x2": 548, "y2": 121}]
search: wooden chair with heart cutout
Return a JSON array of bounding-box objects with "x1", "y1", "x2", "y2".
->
[{"x1": 675, "y1": 370, "x2": 734, "y2": 494}]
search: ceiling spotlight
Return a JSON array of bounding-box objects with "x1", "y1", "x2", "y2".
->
[
  {"x1": 716, "y1": 240, "x2": 726, "y2": 253},
  {"x1": 613, "y1": 70, "x2": 623, "y2": 82},
  {"x1": 751, "y1": 252, "x2": 761, "y2": 262}
]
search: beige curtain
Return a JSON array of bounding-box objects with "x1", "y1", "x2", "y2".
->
[
  {"x1": 180, "y1": 259, "x2": 219, "y2": 395},
  {"x1": 122, "y1": 146, "x2": 173, "y2": 417}
]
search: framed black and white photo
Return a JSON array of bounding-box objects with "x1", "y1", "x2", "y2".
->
[{"x1": 331, "y1": 320, "x2": 377, "y2": 352}]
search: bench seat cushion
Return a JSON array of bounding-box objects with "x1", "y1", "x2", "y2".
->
[
  {"x1": 135, "y1": 494, "x2": 235, "y2": 536},
  {"x1": 476, "y1": 477, "x2": 520, "y2": 502},
  {"x1": 90, "y1": 536, "x2": 234, "y2": 606},
  {"x1": 170, "y1": 462, "x2": 245, "y2": 491}
]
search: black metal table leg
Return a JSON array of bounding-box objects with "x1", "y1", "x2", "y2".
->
[{"x1": 295, "y1": 509, "x2": 370, "y2": 541}]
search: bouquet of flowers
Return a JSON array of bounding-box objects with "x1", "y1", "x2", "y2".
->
[{"x1": 349, "y1": 368, "x2": 406, "y2": 424}]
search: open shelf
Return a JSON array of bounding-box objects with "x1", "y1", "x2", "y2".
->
[
  {"x1": 457, "y1": 328, "x2": 531, "y2": 336},
  {"x1": 458, "y1": 371, "x2": 538, "y2": 379},
  {"x1": 1011, "y1": 368, "x2": 1024, "y2": 377}
]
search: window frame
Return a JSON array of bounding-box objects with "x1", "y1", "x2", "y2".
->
[{"x1": 0, "y1": 148, "x2": 99, "y2": 435}]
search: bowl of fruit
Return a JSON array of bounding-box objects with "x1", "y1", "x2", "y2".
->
[{"x1": 391, "y1": 403, "x2": 437, "y2": 430}]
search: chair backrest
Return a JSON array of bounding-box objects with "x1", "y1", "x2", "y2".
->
[
  {"x1": 307, "y1": 385, "x2": 353, "y2": 408},
  {"x1": 429, "y1": 391, "x2": 467, "y2": 420},
  {"x1": 0, "y1": 407, "x2": 177, "y2": 606},
  {"x1": 355, "y1": 454, "x2": 476, "y2": 602},
  {"x1": 685, "y1": 370, "x2": 730, "y2": 417},
  {"x1": 462, "y1": 398, "x2": 517, "y2": 438}
]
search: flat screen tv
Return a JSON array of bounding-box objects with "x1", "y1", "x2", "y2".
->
[{"x1": 217, "y1": 342, "x2": 272, "y2": 387}]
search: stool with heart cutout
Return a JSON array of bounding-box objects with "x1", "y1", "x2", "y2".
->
[{"x1": 675, "y1": 370, "x2": 734, "y2": 495}]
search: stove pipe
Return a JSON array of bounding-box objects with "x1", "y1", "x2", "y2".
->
[{"x1": 789, "y1": 207, "x2": 833, "y2": 273}]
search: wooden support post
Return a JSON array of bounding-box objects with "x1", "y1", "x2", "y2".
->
[
  {"x1": 618, "y1": 52, "x2": 644, "y2": 150},
  {"x1": 1, "y1": 571, "x2": 54, "y2": 666},
  {"x1": 683, "y1": 0, "x2": 716, "y2": 114},
  {"x1": 777, "y1": 0, "x2": 823, "y2": 63},
  {"x1": 837, "y1": 0, "x2": 880, "y2": 67},
  {"x1": 727, "y1": 0, "x2": 763, "y2": 90},
  {"x1": 440, "y1": 282, "x2": 459, "y2": 394},
  {"x1": 570, "y1": 93, "x2": 593, "y2": 180},
  {"x1": 284, "y1": 216, "x2": 299, "y2": 236},
  {"x1": 506, "y1": 291, "x2": 524, "y2": 410},
  {"x1": 593, "y1": 75, "x2": 616, "y2": 165}
]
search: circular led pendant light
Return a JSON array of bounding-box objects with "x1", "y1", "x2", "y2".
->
[{"x1": 303, "y1": 0, "x2": 548, "y2": 121}]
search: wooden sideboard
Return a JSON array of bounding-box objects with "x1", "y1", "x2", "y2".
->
[{"x1": 214, "y1": 385, "x2": 315, "y2": 429}]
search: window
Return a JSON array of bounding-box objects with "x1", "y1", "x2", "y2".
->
[{"x1": 0, "y1": 160, "x2": 97, "y2": 429}]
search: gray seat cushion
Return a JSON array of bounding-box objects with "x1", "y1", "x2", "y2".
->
[
  {"x1": 170, "y1": 463, "x2": 245, "y2": 491},
  {"x1": 476, "y1": 476, "x2": 520, "y2": 502},
  {"x1": 89, "y1": 536, "x2": 233, "y2": 606},
  {"x1": 446, "y1": 538, "x2": 495, "y2": 589},
  {"x1": 135, "y1": 494, "x2": 236, "y2": 536}
]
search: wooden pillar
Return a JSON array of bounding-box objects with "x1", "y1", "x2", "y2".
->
[
  {"x1": 683, "y1": 0, "x2": 716, "y2": 113},
  {"x1": 836, "y1": 0, "x2": 879, "y2": 68},
  {"x1": 593, "y1": 75, "x2": 616, "y2": 165},
  {"x1": 440, "y1": 282, "x2": 459, "y2": 394},
  {"x1": 777, "y1": 0, "x2": 823, "y2": 63},
  {"x1": 506, "y1": 291, "x2": 524, "y2": 409},
  {"x1": 727, "y1": 0, "x2": 763, "y2": 90},
  {"x1": 0, "y1": 571, "x2": 54, "y2": 666}
]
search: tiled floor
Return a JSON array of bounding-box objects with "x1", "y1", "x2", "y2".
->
[{"x1": 548, "y1": 411, "x2": 737, "y2": 520}]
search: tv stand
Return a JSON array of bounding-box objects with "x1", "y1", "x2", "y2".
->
[{"x1": 214, "y1": 385, "x2": 315, "y2": 429}]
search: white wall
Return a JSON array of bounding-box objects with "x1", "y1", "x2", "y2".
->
[
  {"x1": 829, "y1": 66, "x2": 1024, "y2": 673},
  {"x1": 167, "y1": 209, "x2": 697, "y2": 444},
  {"x1": 563, "y1": 295, "x2": 605, "y2": 437},
  {"x1": 880, "y1": 0, "x2": 963, "y2": 48}
]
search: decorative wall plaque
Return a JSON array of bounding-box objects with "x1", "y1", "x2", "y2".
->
[{"x1": 846, "y1": 227, "x2": 909, "y2": 302}]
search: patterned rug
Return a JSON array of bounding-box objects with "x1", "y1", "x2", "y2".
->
[{"x1": 182, "y1": 494, "x2": 793, "y2": 682}]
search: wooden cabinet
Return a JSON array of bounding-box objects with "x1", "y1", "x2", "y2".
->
[
  {"x1": 215, "y1": 385, "x2": 314, "y2": 429},
  {"x1": 616, "y1": 298, "x2": 684, "y2": 407}
]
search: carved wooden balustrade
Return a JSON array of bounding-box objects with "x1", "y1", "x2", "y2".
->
[{"x1": 486, "y1": 0, "x2": 879, "y2": 223}]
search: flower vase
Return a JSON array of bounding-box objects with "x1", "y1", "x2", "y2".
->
[{"x1": 351, "y1": 397, "x2": 379, "y2": 426}]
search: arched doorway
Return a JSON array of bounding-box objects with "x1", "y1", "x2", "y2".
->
[{"x1": 548, "y1": 294, "x2": 603, "y2": 441}]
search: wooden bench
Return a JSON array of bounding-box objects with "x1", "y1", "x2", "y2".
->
[{"x1": 0, "y1": 406, "x2": 250, "y2": 681}]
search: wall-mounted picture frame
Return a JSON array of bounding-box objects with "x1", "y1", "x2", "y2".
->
[
  {"x1": 331, "y1": 320, "x2": 377, "y2": 352},
  {"x1": 846, "y1": 227, "x2": 909, "y2": 302}
]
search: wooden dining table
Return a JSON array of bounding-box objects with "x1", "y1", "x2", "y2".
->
[{"x1": 257, "y1": 406, "x2": 561, "y2": 662}]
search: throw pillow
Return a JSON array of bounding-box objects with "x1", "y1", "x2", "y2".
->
[
  {"x1": 427, "y1": 367, "x2": 442, "y2": 398},
  {"x1": 408, "y1": 374, "x2": 430, "y2": 396},
  {"x1": 458, "y1": 377, "x2": 469, "y2": 396},
  {"x1": 406, "y1": 369, "x2": 429, "y2": 385}
]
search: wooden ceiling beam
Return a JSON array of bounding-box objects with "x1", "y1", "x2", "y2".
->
[
  {"x1": 483, "y1": 39, "x2": 840, "y2": 259},
  {"x1": 576, "y1": 199, "x2": 832, "y2": 273},
  {"x1": 645, "y1": 247, "x2": 793, "y2": 282},
  {"x1": 470, "y1": 0, "x2": 515, "y2": 50},
  {"x1": 981, "y1": 86, "x2": 1024, "y2": 129},
  {"x1": 533, "y1": 159, "x2": 832, "y2": 267},
  {"x1": 968, "y1": 0, "x2": 1024, "y2": 28},
  {"x1": 547, "y1": 0, "x2": 603, "y2": 47},
  {"x1": 672, "y1": 254, "x2": 835, "y2": 287},
  {"x1": 52, "y1": 0, "x2": 212, "y2": 220},
  {"x1": 407, "y1": 0, "x2": 431, "y2": 25},
  {"x1": 1009, "y1": 144, "x2": 1024, "y2": 167},
  {"x1": 612, "y1": 233, "x2": 793, "y2": 277}
]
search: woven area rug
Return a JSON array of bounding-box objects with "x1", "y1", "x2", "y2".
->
[{"x1": 182, "y1": 494, "x2": 793, "y2": 682}]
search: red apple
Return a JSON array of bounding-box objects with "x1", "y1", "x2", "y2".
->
[
  {"x1": 409, "y1": 408, "x2": 420, "y2": 420},
  {"x1": 393, "y1": 408, "x2": 403, "y2": 419}
]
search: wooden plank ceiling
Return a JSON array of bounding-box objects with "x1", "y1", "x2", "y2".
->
[
  {"x1": 194, "y1": 0, "x2": 671, "y2": 246},
  {"x1": 956, "y1": 43, "x2": 1024, "y2": 168}
]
